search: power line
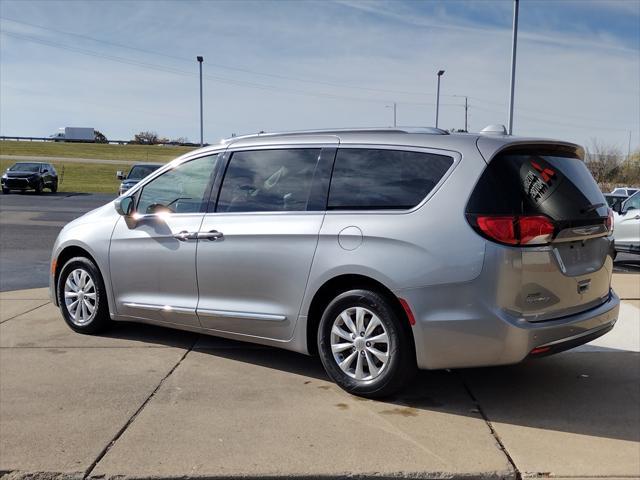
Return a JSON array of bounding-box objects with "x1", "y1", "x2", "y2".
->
[{"x1": 0, "y1": 16, "x2": 442, "y2": 98}]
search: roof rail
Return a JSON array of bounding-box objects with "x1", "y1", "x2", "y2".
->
[{"x1": 221, "y1": 126, "x2": 449, "y2": 143}]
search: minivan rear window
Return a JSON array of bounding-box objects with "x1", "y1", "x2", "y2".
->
[
  {"x1": 328, "y1": 148, "x2": 453, "y2": 210},
  {"x1": 466, "y1": 146, "x2": 609, "y2": 225}
]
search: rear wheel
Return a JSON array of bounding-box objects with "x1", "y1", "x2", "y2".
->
[
  {"x1": 318, "y1": 289, "x2": 416, "y2": 398},
  {"x1": 57, "y1": 257, "x2": 110, "y2": 334}
]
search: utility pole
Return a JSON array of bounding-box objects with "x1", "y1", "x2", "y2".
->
[
  {"x1": 452, "y1": 95, "x2": 469, "y2": 132},
  {"x1": 507, "y1": 0, "x2": 519, "y2": 135},
  {"x1": 197, "y1": 56, "x2": 204, "y2": 147},
  {"x1": 628, "y1": 131, "x2": 632, "y2": 160},
  {"x1": 385, "y1": 103, "x2": 397, "y2": 127},
  {"x1": 435, "y1": 70, "x2": 445, "y2": 128}
]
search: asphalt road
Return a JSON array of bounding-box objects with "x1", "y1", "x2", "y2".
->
[
  {"x1": 0, "y1": 192, "x2": 638, "y2": 291},
  {"x1": 0, "y1": 192, "x2": 115, "y2": 291}
]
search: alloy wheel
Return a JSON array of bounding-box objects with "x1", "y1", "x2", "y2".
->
[
  {"x1": 330, "y1": 306, "x2": 390, "y2": 381},
  {"x1": 63, "y1": 268, "x2": 97, "y2": 326}
]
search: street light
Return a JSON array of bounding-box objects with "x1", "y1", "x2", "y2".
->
[
  {"x1": 385, "y1": 102, "x2": 397, "y2": 127},
  {"x1": 507, "y1": 0, "x2": 519, "y2": 135},
  {"x1": 197, "y1": 56, "x2": 204, "y2": 146},
  {"x1": 435, "y1": 70, "x2": 445, "y2": 128}
]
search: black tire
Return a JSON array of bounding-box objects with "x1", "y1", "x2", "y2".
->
[
  {"x1": 35, "y1": 180, "x2": 44, "y2": 194},
  {"x1": 50, "y1": 181, "x2": 58, "y2": 193},
  {"x1": 56, "y1": 256, "x2": 110, "y2": 334},
  {"x1": 2, "y1": 187, "x2": 9, "y2": 194},
  {"x1": 318, "y1": 289, "x2": 416, "y2": 398}
]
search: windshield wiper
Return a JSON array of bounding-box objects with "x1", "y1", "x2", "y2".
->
[{"x1": 581, "y1": 202, "x2": 605, "y2": 214}]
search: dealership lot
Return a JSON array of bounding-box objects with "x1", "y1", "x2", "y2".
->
[
  {"x1": 1, "y1": 191, "x2": 639, "y2": 479},
  {"x1": 0, "y1": 280, "x2": 638, "y2": 479}
]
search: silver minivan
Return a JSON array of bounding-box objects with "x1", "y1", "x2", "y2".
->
[{"x1": 50, "y1": 128, "x2": 620, "y2": 397}]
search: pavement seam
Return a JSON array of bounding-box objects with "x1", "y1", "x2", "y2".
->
[
  {"x1": 0, "y1": 301, "x2": 51, "y2": 324},
  {"x1": 458, "y1": 374, "x2": 522, "y2": 480},
  {"x1": 82, "y1": 335, "x2": 199, "y2": 479}
]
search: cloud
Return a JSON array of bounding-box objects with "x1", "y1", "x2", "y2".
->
[{"x1": 0, "y1": 0, "x2": 638, "y2": 149}]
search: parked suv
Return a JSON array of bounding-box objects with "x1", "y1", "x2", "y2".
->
[
  {"x1": 50, "y1": 128, "x2": 619, "y2": 397},
  {"x1": 2, "y1": 162, "x2": 58, "y2": 194},
  {"x1": 116, "y1": 163, "x2": 162, "y2": 196},
  {"x1": 612, "y1": 191, "x2": 640, "y2": 254}
]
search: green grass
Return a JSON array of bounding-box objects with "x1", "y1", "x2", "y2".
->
[
  {"x1": 0, "y1": 141, "x2": 196, "y2": 162},
  {"x1": 1, "y1": 159, "x2": 138, "y2": 194}
]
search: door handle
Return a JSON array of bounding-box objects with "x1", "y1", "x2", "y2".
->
[
  {"x1": 634, "y1": 215, "x2": 640, "y2": 220},
  {"x1": 197, "y1": 230, "x2": 224, "y2": 241},
  {"x1": 173, "y1": 230, "x2": 196, "y2": 241}
]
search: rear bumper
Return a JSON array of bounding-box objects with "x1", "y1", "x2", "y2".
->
[{"x1": 402, "y1": 286, "x2": 620, "y2": 370}]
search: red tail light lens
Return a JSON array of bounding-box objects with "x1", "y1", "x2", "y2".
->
[
  {"x1": 605, "y1": 208, "x2": 614, "y2": 235},
  {"x1": 474, "y1": 215, "x2": 556, "y2": 246}
]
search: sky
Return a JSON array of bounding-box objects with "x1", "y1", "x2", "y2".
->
[{"x1": 1, "y1": 0, "x2": 639, "y2": 151}]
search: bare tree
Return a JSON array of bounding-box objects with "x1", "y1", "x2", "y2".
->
[
  {"x1": 131, "y1": 131, "x2": 160, "y2": 145},
  {"x1": 585, "y1": 139, "x2": 623, "y2": 187}
]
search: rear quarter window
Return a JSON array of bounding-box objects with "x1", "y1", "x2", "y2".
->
[{"x1": 328, "y1": 148, "x2": 453, "y2": 210}]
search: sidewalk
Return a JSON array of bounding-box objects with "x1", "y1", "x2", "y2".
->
[{"x1": 1, "y1": 274, "x2": 638, "y2": 479}]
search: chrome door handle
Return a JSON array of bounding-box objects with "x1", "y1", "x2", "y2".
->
[
  {"x1": 197, "y1": 230, "x2": 224, "y2": 241},
  {"x1": 173, "y1": 230, "x2": 196, "y2": 241}
]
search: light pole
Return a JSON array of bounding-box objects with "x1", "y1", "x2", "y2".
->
[
  {"x1": 507, "y1": 0, "x2": 519, "y2": 135},
  {"x1": 197, "y1": 55, "x2": 204, "y2": 146},
  {"x1": 435, "y1": 70, "x2": 445, "y2": 128},
  {"x1": 385, "y1": 102, "x2": 397, "y2": 127},
  {"x1": 452, "y1": 95, "x2": 469, "y2": 132}
]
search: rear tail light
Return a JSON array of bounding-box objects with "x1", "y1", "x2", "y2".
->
[
  {"x1": 605, "y1": 208, "x2": 614, "y2": 235},
  {"x1": 472, "y1": 215, "x2": 556, "y2": 246}
]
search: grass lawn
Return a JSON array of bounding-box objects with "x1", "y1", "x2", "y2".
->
[
  {"x1": 0, "y1": 141, "x2": 196, "y2": 162},
  {"x1": 1, "y1": 159, "x2": 141, "y2": 193}
]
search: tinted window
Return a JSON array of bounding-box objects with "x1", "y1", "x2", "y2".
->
[
  {"x1": 128, "y1": 165, "x2": 161, "y2": 180},
  {"x1": 137, "y1": 155, "x2": 217, "y2": 214},
  {"x1": 466, "y1": 147, "x2": 609, "y2": 225},
  {"x1": 9, "y1": 163, "x2": 41, "y2": 172},
  {"x1": 216, "y1": 149, "x2": 320, "y2": 212},
  {"x1": 328, "y1": 148, "x2": 453, "y2": 209}
]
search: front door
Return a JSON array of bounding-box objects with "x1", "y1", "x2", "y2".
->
[
  {"x1": 615, "y1": 192, "x2": 640, "y2": 250},
  {"x1": 110, "y1": 153, "x2": 221, "y2": 327},
  {"x1": 195, "y1": 146, "x2": 335, "y2": 340}
]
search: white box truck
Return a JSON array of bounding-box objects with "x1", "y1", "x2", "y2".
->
[{"x1": 50, "y1": 127, "x2": 95, "y2": 142}]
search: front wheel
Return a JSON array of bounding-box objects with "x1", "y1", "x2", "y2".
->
[
  {"x1": 35, "y1": 180, "x2": 44, "y2": 194},
  {"x1": 318, "y1": 289, "x2": 416, "y2": 398},
  {"x1": 57, "y1": 257, "x2": 110, "y2": 334},
  {"x1": 50, "y1": 181, "x2": 58, "y2": 193},
  {"x1": 2, "y1": 187, "x2": 9, "y2": 194}
]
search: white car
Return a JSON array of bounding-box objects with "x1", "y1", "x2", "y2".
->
[
  {"x1": 613, "y1": 191, "x2": 640, "y2": 254},
  {"x1": 611, "y1": 187, "x2": 639, "y2": 197}
]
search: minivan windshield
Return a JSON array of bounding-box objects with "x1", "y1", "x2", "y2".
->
[{"x1": 8, "y1": 163, "x2": 41, "y2": 172}]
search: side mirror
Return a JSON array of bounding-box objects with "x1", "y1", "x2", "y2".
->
[
  {"x1": 42, "y1": 169, "x2": 49, "y2": 173},
  {"x1": 114, "y1": 196, "x2": 134, "y2": 216},
  {"x1": 116, "y1": 171, "x2": 125, "y2": 180}
]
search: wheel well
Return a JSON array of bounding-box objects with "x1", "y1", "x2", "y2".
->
[
  {"x1": 305, "y1": 274, "x2": 416, "y2": 357},
  {"x1": 54, "y1": 246, "x2": 102, "y2": 299}
]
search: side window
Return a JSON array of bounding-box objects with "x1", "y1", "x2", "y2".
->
[
  {"x1": 216, "y1": 149, "x2": 321, "y2": 213},
  {"x1": 137, "y1": 154, "x2": 218, "y2": 215},
  {"x1": 328, "y1": 148, "x2": 453, "y2": 209},
  {"x1": 624, "y1": 193, "x2": 640, "y2": 211}
]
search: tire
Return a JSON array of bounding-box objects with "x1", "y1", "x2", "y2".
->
[
  {"x1": 318, "y1": 289, "x2": 416, "y2": 398},
  {"x1": 35, "y1": 180, "x2": 44, "y2": 194},
  {"x1": 2, "y1": 187, "x2": 9, "y2": 194},
  {"x1": 50, "y1": 181, "x2": 58, "y2": 193},
  {"x1": 57, "y1": 256, "x2": 110, "y2": 334}
]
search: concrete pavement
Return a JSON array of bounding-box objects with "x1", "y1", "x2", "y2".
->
[{"x1": 0, "y1": 275, "x2": 638, "y2": 479}]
